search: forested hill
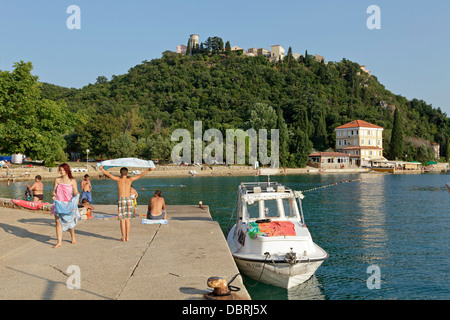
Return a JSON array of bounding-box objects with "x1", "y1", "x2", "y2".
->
[{"x1": 40, "y1": 50, "x2": 450, "y2": 166}]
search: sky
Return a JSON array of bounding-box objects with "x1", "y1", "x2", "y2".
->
[{"x1": 1, "y1": 0, "x2": 449, "y2": 116}]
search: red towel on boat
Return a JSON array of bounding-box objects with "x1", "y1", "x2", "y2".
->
[{"x1": 258, "y1": 221, "x2": 296, "y2": 237}]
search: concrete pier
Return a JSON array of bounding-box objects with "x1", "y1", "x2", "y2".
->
[{"x1": 0, "y1": 204, "x2": 250, "y2": 300}]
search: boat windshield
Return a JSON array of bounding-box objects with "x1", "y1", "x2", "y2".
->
[{"x1": 245, "y1": 198, "x2": 298, "y2": 220}]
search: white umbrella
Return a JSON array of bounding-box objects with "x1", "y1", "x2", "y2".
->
[{"x1": 97, "y1": 158, "x2": 155, "y2": 170}]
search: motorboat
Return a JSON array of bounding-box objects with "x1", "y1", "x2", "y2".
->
[{"x1": 226, "y1": 180, "x2": 328, "y2": 289}]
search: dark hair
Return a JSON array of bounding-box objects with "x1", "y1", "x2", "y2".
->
[
  {"x1": 35, "y1": 175, "x2": 42, "y2": 181},
  {"x1": 59, "y1": 163, "x2": 74, "y2": 180},
  {"x1": 154, "y1": 190, "x2": 162, "y2": 197},
  {"x1": 120, "y1": 167, "x2": 128, "y2": 176},
  {"x1": 84, "y1": 174, "x2": 90, "y2": 178},
  {"x1": 82, "y1": 198, "x2": 87, "y2": 203}
]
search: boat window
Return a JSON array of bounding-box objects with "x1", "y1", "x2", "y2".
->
[
  {"x1": 285, "y1": 199, "x2": 297, "y2": 218},
  {"x1": 246, "y1": 202, "x2": 260, "y2": 219},
  {"x1": 263, "y1": 200, "x2": 280, "y2": 218}
]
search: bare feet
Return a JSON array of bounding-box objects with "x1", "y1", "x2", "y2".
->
[{"x1": 52, "y1": 243, "x2": 62, "y2": 248}]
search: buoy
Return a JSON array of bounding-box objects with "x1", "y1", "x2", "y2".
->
[{"x1": 334, "y1": 182, "x2": 337, "y2": 185}]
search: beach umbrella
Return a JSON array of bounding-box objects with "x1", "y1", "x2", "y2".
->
[
  {"x1": 425, "y1": 161, "x2": 437, "y2": 165},
  {"x1": 97, "y1": 158, "x2": 156, "y2": 169}
]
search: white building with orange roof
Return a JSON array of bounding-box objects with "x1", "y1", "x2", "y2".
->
[{"x1": 335, "y1": 120, "x2": 385, "y2": 167}]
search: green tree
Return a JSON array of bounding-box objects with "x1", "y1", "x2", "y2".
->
[
  {"x1": 445, "y1": 134, "x2": 450, "y2": 162},
  {"x1": 225, "y1": 41, "x2": 231, "y2": 56},
  {"x1": 108, "y1": 133, "x2": 136, "y2": 158},
  {"x1": 245, "y1": 103, "x2": 277, "y2": 132},
  {"x1": 0, "y1": 61, "x2": 73, "y2": 163},
  {"x1": 288, "y1": 127, "x2": 312, "y2": 167},
  {"x1": 276, "y1": 107, "x2": 289, "y2": 167},
  {"x1": 390, "y1": 108, "x2": 404, "y2": 160}
]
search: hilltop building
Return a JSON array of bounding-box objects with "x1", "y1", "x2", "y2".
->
[
  {"x1": 176, "y1": 45, "x2": 187, "y2": 55},
  {"x1": 190, "y1": 34, "x2": 199, "y2": 49},
  {"x1": 176, "y1": 35, "x2": 324, "y2": 66},
  {"x1": 360, "y1": 65, "x2": 371, "y2": 76},
  {"x1": 269, "y1": 45, "x2": 285, "y2": 62},
  {"x1": 231, "y1": 46, "x2": 245, "y2": 54},
  {"x1": 335, "y1": 120, "x2": 385, "y2": 167}
]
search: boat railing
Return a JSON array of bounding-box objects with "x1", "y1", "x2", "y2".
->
[{"x1": 239, "y1": 182, "x2": 293, "y2": 194}]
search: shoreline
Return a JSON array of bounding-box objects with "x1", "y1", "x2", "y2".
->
[
  {"x1": 0, "y1": 164, "x2": 374, "y2": 182},
  {"x1": 3, "y1": 162, "x2": 448, "y2": 183}
]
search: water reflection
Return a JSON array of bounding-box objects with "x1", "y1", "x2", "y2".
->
[{"x1": 354, "y1": 175, "x2": 390, "y2": 258}]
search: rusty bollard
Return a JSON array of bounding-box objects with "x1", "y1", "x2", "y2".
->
[{"x1": 207, "y1": 276, "x2": 229, "y2": 296}]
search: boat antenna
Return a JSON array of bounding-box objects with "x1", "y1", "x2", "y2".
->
[{"x1": 259, "y1": 168, "x2": 279, "y2": 187}]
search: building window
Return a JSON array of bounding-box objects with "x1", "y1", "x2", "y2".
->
[{"x1": 361, "y1": 139, "x2": 365, "y2": 145}]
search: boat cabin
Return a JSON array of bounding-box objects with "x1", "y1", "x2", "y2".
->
[{"x1": 237, "y1": 182, "x2": 305, "y2": 224}]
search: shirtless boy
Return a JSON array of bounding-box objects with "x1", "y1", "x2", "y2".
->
[
  {"x1": 27, "y1": 175, "x2": 44, "y2": 203},
  {"x1": 147, "y1": 190, "x2": 166, "y2": 220},
  {"x1": 80, "y1": 174, "x2": 92, "y2": 204},
  {"x1": 99, "y1": 166, "x2": 153, "y2": 241}
]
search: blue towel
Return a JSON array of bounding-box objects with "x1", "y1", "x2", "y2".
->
[{"x1": 54, "y1": 194, "x2": 81, "y2": 231}]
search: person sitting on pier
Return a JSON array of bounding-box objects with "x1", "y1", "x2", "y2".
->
[{"x1": 147, "y1": 190, "x2": 166, "y2": 220}]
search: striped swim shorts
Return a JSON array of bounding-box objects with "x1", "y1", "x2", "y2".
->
[{"x1": 118, "y1": 197, "x2": 134, "y2": 220}]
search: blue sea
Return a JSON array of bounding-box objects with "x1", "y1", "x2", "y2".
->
[{"x1": 1, "y1": 172, "x2": 449, "y2": 300}]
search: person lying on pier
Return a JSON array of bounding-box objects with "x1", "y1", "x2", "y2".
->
[{"x1": 99, "y1": 165, "x2": 153, "y2": 241}]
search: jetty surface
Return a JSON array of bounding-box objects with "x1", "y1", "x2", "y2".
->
[{"x1": 0, "y1": 203, "x2": 250, "y2": 300}]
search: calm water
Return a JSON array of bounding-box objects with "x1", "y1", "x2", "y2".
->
[{"x1": 1, "y1": 173, "x2": 449, "y2": 300}]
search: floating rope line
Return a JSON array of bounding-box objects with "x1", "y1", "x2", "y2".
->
[{"x1": 301, "y1": 174, "x2": 383, "y2": 193}]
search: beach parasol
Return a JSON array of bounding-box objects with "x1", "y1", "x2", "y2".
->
[
  {"x1": 97, "y1": 158, "x2": 155, "y2": 169},
  {"x1": 425, "y1": 161, "x2": 437, "y2": 165}
]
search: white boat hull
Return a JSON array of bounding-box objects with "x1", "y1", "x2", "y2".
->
[{"x1": 233, "y1": 252, "x2": 325, "y2": 289}]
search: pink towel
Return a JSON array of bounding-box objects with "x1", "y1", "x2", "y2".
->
[{"x1": 51, "y1": 183, "x2": 73, "y2": 215}]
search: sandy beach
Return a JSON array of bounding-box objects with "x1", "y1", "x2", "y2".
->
[{"x1": 0, "y1": 163, "x2": 372, "y2": 183}]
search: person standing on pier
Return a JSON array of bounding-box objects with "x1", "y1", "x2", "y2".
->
[
  {"x1": 99, "y1": 166, "x2": 153, "y2": 241},
  {"x1": 51, "y1": 163, "x2": 80, "y2": 248},
  {"x1": 80, "y1": 174, "x2": 93, "y2": 204}
]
